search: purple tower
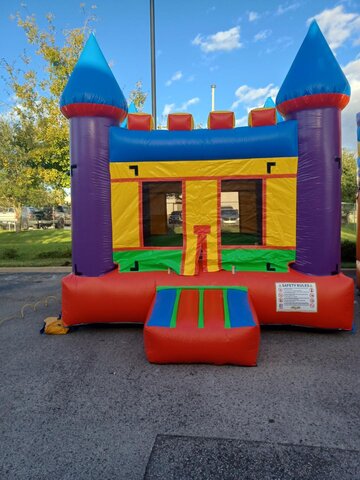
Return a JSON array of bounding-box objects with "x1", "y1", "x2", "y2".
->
[
  {"x1": 276, "y1": 21, "x2": 350, "y2": 276},
  {"x1": 60, "y1": 35, "x2": 127, "y2": 276}
]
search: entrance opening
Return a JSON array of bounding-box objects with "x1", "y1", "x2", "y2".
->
[
  {"x1": 143, "y1": 181, "x2": 183, "y2": 246},
  {"x1": 221, "y1": 180, "x2": 263, "y2": 245}
]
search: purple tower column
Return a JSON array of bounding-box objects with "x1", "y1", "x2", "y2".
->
[
  {"x1": 276, "y1": 21, "x2": 350, "y2": 276},
  {"x1": 356, "y1": 113, "x2": 360, "y2": 289},
  {"x1": 70, "y1": 116, "x2": 117, "y2": 276},
  {"x1": 287, "y1": 108, "x2": 341, "y2": 275},
  {"x1": 60, "y1": 34, "x2": 127, "y2": 276}
]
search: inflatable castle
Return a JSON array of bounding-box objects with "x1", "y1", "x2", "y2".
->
[
  {"x1": 357, "y1": 112, "x2": 360, "y2": 290},
  {"x1": 58, "y1": 21, "x2": 354, "y2": 365}
]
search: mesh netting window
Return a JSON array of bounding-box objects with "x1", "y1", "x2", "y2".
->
[
  {"x1": 142, "y1": 182, "x2": 183, "y2": 247},
  {"x1": 221, "y1": 180, "x2": 263, "y2": 245}
]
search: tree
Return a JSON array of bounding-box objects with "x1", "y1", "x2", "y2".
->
[
  {"x1": 128, "y1": 80, "x2": 148, "y2": 111},
  {"x1": 0, "y1": 6, "x2": 96, "y2": 208},
  {"x1": 342, "y1": 149, "x2": 357, "y2": 203},
  {"x1": 1, "y1": 7, "x2": 148, "y2": 209},
  {"x1": 0, "y1": 118, "x2": 65, "y2": 209}
]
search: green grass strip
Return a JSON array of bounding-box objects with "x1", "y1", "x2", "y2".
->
[
  {"x1": 157, "y1": 286, "x2": 248, "y2": 292},
  {"x1": 198, "y1": 289, "x2": 204, "y2": 329},
  {"x1": 170, "y1": 289, "x2": 181, "y2": 328},
  {"x1": 223, "y1": 290, "x2": 231, "y2": 329}
]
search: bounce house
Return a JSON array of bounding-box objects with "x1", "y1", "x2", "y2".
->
[
  {"x1": 58, "y1": 21, "x2": 354, "y2": 366},
  {"x1": 357, "y1": 112, "x2": 360, "y2": 290}
]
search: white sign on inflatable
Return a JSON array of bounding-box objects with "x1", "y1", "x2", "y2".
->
[{"x1": 276, "y1": 283, "x2": 317, "y2": 313}]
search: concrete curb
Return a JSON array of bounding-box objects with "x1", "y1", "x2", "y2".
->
[{"x1": 0, "y1": 267, "x2": 72, "y2": 273}]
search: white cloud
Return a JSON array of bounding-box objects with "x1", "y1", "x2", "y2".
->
[
  {"x1": 192, "y1": 26, "x2": 242, "y2": 53},
  {"x1": 254, "y1": 30, "x2": 272, "y2": 42},
  {"x1": 308, "y1": 5, "x2": 360, "y2": 50},
  {"x1": 248, "y1": 11, "x2": 259, "y2": 22},
  {"x1": 235, "y1": 115, "x2": 248, "y2": 127},
  {"x1": 165, "y1": 71, "x2": 183, "y2": 87},
  {"x1": 342, "y1": 58, "x2": 360, "y2": 151},
  {"x1": 231, "y1": 84, "x2": 279, "y2": 110},
  {"x1": 162, "y1": 103, "x2": 175, "y2": 116},
  {"x1": 179, "y1": 97, "x2": 200, "y2": 111},
  {"x1": 276, "y1": 3, "x2": 300, "y2": 15},
  {"x1": 161, "y1": 98, "x2": 200, "y2": 119}
]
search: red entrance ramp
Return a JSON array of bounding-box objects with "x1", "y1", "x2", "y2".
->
[{"x1": 144, "y1": 287, "x2": 260, "y2": 366}]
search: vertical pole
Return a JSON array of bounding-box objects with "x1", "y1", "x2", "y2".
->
[
  {"x1": 150, "y1": 0, "x2": 157, "y2": 129},
  {"x1": 211, "y1": 84, "x2": 216, "y2": 112}
]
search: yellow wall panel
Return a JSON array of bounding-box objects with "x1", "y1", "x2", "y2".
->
[
  {"x1": 111, "y1": 182, "x2": 140, "y2": 248},
  {"x1": 110, "y1": 157, "x2": 297, "y2": 180},
  {"x1": 183, "y1": 180, "x2": 220, "y2": 275},
  {"x1": 266, "y1": 178, "x2": 296, "y2": 247}
]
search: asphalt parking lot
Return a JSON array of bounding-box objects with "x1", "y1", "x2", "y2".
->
[{"x1": 0, "y1": 270, "x2": 359, "y2": 479}]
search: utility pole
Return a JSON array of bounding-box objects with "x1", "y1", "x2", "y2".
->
[
  {"x1": 211, "y1": 84, "x2": 216, "y2": 111},
  {"x1": 150, "y1": 0, "x2": 157, "y2": 128}
]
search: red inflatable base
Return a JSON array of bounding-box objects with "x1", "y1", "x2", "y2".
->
[
  {"x1": 62, "y1": 268, "x2": 354, "y2": 330},
  {"x1": 145, "y1": 324, "x2": 259, "y2": 366},
  {"x1": 144, "y1": 287, "x2": 260, "y2": 366}
]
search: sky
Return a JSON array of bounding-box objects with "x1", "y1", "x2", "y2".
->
[{"x1": 0, "y1": 0, "x2": 359, "y2": 150}]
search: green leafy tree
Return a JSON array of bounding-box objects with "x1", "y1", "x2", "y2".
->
[
  {"x1": 0, "y1": 118, "x2": 65, "y2": 210},
  {"x1": 1, "y1": 7, "x2": 148, "y2": 208},
  {"x1": 0, "y1": 6, "x2": 96, "y2": 208},
  {"x1": 341, "y1": 149, "x2": 357, "y2": 203}
]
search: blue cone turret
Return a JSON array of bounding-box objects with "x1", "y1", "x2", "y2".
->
[
  {"x1": 276, "y1": 21, "x2": 350, "y2": 116},
  {"x1": 61, "y1": 34, "x2": 127, "y2": 121}
]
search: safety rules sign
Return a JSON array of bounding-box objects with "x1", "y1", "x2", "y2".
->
[{"x1": 275, "y1": 283, "x2": 317, "y2": 313}]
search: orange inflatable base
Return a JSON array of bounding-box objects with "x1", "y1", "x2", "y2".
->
[
  {"x1": 144, "y1": 287, "x2": 260, "y2": 366},
  {"x1": 62, "y1": 268, "x2": 354, "y2": 331},
  {"x1": 144, "y1": 325, "x2": 259, "y2": 366}
]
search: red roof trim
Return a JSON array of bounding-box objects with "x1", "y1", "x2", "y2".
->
[
  {"x1": 277, "y1": 93, "x2": 350, "y2": 116},
  {"x1": 61, "y1": 103, "x2": 127, "y2": 121}
]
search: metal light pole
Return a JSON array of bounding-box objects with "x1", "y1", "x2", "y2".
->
[
  {"x1": 211, "y1": 84, "x2": 216, "y2": 111},
  {"x1": 150, "y1": 0, "x2": 157, "y2": 128}
]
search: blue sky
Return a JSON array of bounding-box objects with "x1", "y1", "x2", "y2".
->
[{"x1": 0, "y1": 0, "x2": 359, "y2": 150}]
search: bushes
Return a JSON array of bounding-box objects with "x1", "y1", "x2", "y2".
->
[
  {"x1": 2, "y1": 248, "x2": 19, "y2": 259},
  {"x1": 341, "y1": 240, "x2": 356, "y2": 263},
  {"x1": 37, "y1": 248, "x2": 71, "y2": 259}
]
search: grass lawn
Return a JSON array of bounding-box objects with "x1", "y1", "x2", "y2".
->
[
  {"x1": 341, "y1": 223, "x2": 356, "y2": 242},
  {"x1": 0, "y1": 229, "x2": 71, "y2": 267},
  {"x1": 0, "y1": 225, "x2": 357, "y2": 267}
]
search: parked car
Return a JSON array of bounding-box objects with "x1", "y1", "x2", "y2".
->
[
  {"x1": 168, "y1": 211, "x2": 182, "y2": 225},
  {"x1": 221, "y1": 208, "x2": 239, "y2": 224},
  {"x1": 54, "y1": 205, "x2": 71, "y2": 228},
  {"x1": 35, "y1": 207, "x2": 55, "y2": 229},
  {"x1": 20, "y1": 207, "x2": 42, "y2": 230},
  {"x1": 0, "y1": 206, "x2": 18, "y2": 230},
  {"x1": 20, "y1": 205, "x2": 72, "y2": 230}
]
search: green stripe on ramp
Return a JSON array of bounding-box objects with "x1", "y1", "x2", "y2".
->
[{"x1": 198, "y1": 289, "x2": 204, "y2": 329}]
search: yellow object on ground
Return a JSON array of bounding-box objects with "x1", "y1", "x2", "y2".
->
[{"x1": 43, "y1": 317, "x2": 69, "y2": 335}]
